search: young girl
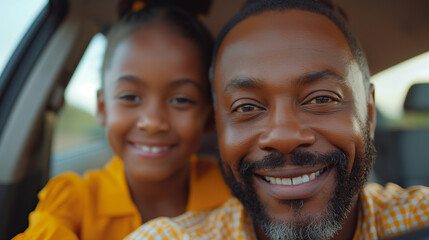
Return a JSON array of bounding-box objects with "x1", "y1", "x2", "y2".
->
[{"x1": 14, "y1": 0, "x2": 231, "y2": 239}]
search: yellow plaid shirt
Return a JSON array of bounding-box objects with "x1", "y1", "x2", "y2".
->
[{"x1": 125, "y1": 183, "x2": 429, "y2": 240}]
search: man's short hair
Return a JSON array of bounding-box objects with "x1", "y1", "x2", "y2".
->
[{"x1": 209, "y1": 0, "x2": 370, "y2": 97}]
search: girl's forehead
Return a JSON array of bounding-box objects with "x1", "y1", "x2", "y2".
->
[
  {"x1": 104, "y1": 24, "x2": 207, "y2": 91},
  {"x1": 110, "y1": 22, "x2": 202, "y2": 68}
]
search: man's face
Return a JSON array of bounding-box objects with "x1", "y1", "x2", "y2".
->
[{"x1": 214, "y1": 10, "x2": 376, "y2": 240}]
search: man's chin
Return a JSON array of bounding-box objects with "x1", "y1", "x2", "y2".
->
[
  {"x1": 258, "y1": 210, "x2": 341, "y2": 240},
  {"x1": 263, "y1": 199, "x2": 326, "y2": 221}
]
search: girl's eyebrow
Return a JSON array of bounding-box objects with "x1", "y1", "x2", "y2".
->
[
  {"x1": 115, "y1": 76, "x2": 203, "y2": 91},
  {"x1": 115, "y1": 75, "x2": 147, "y2": 87},
  {"x1": 169, "y1": 78, "x2": 203, "y2": 91}
]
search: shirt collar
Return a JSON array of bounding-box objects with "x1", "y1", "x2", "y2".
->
[{"x1": 95, "y1": 156, "x2": 139, "y2": 216}]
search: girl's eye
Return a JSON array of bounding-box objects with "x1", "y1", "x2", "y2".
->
[
  {"x1": 171, "y1": 97, "x2": 195, "y2": 105},
  {"x1": 309, "y1": 96, "x2": 336, "y2": 104},
  {"x1": 119, "y1": 94, "x2": 140, "y2": 102},
  {"x1": 235, "y1": 104, "x2": 260, "y2": 113}
]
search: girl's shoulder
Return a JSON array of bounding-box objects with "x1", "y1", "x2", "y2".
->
[
  {"x1": 81, "y1": 156, "x2": 125, "y2": 191},
  {"x1": 188, "y1": 155, "x2": 232, "y2": 211},
  {"x1": 39, "y1": 157, "x2": 124, "y2": 209},
  {"x1": 40, "y1": 172, "x2": 86, "y2": 202},
  {"x1": 33, "y1": 171, "x2": 86, "y2": 227}
]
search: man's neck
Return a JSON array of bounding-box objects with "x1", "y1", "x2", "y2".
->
[{"x1": 332, "y1": 195, "x2": 360, "y2": 240}]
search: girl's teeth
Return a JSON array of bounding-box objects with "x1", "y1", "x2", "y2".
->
[
  {"x1": 264, "y1": 168, "x2": 325, "y2": 186},
  {"x1": 152, "y1": 147, "x2": 161, "y2": 153},
  {"x1": 140, "y1": 145, "x2": 169, "y2": 153},
  {"x1": 142, "y1": 146, "x2": 150, "y2": 152}
]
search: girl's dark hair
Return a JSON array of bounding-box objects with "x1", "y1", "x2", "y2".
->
[{"x1": 101, "y1": 0, "x2": 214, "y2": 88}]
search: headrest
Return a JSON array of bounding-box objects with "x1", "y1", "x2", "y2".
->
[{"x1": 404, "y1": 83, "x2": 429, "y2": 111}]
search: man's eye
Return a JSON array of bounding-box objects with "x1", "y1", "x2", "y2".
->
[
  {"x1": 119, "y1": 94, "x2": 140, "y2": 102},
  {"x1": 309, "y1": 96, "x2": 336, "y2": 104},
  {"x1": 235, "y1": 104, "x2": 259, "y2": 113}
]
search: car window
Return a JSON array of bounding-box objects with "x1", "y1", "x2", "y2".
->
[
  {"x1": 0, "y1": 0, "x2": 47, "y2": 75},
  {"x1": 51, "y1": 33, "x2": 110, "y2": 177},
  {"x1": 372, "y1": 51, "x2": 429, "y2": 126}
]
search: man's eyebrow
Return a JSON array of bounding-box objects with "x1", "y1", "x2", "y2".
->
[
  {"x1": 169, "y1": 78, "x2": 203, "y2": 91},
  {"x1": 296, "y1": 69, "x2": 345, "y2": 85},
  {"x1": 224, "y1": 77, "x2": 263, "y2": 94}
]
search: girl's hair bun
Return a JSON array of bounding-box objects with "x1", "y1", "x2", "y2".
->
[{"x1": 117, "y1": 0, "x2": 213, "y2": 19}]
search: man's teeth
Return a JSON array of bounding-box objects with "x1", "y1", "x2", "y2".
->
[
  {"x1": 140, "y1": 145, "x2": 169, "y2": 153},
  {"x1": 264, "y1": 169, "x2": 324, "y2": 186}
]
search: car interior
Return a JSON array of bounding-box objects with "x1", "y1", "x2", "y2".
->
[
  {"x1": 374, "y1": 82, "x2": 429, "y2": 187},
  {"x1": 0, "y1": 0, "x2": 428, "y2": 239}
]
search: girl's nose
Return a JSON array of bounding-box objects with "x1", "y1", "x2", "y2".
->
[{"x1": 136, "y1": 105, "x2": 170, "y2": 134}]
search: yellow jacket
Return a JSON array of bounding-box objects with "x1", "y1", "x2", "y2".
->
[{"x1": 13, "y1": 155, "x2": 231, "y2": 240}]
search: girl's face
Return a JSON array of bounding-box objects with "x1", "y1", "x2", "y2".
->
[{"x1": 98, "y1": 23, "x2": 212, "y2": 182}]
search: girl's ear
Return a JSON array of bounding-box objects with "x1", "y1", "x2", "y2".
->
[
  {"x1": 204, "y1": 107, "x2": 215, "y2": 133},
  {"x1": 97, "y1": 90, "x2": 107, "y2": 126}
]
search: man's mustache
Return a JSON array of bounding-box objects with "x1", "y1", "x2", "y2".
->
[{"x1": 239, "y1": 150, "x2": 349, "y2": 176}]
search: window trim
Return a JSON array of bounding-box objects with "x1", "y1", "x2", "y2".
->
[{"x1": 0, "y1": 0, "x2": 68, "y2": 136}]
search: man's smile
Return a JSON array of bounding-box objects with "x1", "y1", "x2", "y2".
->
[
  {"x1": 253, "y1": 165, "x2": 336, "y2": 200},
  {"x1": 261, "y1": 166, "x2": 328, "y2": 185}
]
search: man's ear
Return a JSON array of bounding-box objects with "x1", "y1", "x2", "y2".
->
[
  {"x1": 204, "y1": 107, "x2": 215, "y2": 133},
  {"x1": 97, "y1": 90, "x2": 107, "y2": 126},
  {"x1": 367, "y1": 83, "x2": 377, "y2": 139}
]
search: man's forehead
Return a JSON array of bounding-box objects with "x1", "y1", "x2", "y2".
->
[
  {"x1": 224, "y1": 10, "x2": 340, "y2": 39},
  {"x1": 215, "y1": 9, "x2": 353, "y2": 85}
]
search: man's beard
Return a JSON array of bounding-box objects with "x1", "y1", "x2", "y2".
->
[{"x1": 219, "y1": 123, "x2": 376, "y2": 240}]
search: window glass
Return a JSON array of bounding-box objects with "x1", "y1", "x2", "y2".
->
[
  {"x1": 0, "y1": 0, "x2": 47, "y2": 75},
  {"x1": 52, "y1": 33, "x2": 107, "y2": 154},
  {"x1": 64, "y1": 34, "x2": 106, "y2": 118},
  {"x1": 372, "y1": 51, "x2": 429, "y2": 127}
]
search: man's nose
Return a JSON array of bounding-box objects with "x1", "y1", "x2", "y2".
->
[
  {"x1": 136, "y1": 103, "x2": 170, "y2": 134},
  {"x1": 258, "y1": 106, "x2": 315, "y2": 153}
]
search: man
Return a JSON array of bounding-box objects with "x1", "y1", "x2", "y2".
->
[{"x1": 126, "y1": 0, "x2": 429, "y2": 239}]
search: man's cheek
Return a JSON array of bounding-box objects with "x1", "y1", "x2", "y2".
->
[
  {"x1": 218, "y1": 127, "x2": 249, "y2": 179},
  {"x1": 310, "y1": 116, "x2": 358, "y2": 173},
  {"x1": 219, "y1": 128, "x2": 240, "y2": 157}
]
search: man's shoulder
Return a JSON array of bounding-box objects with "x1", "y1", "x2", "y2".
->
[
  {"x1": 125, "y1": 197, "x2": 256, "y2": 240},
  {"x1": 362, "y1": 182, "x2": 429, "y2": 217},
  {"x1": 363, "y1": 182, "x2": 429, "y2": 205},
  {"x1": 358, "y1": 183, "x2": 429, "y2": 239}
]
